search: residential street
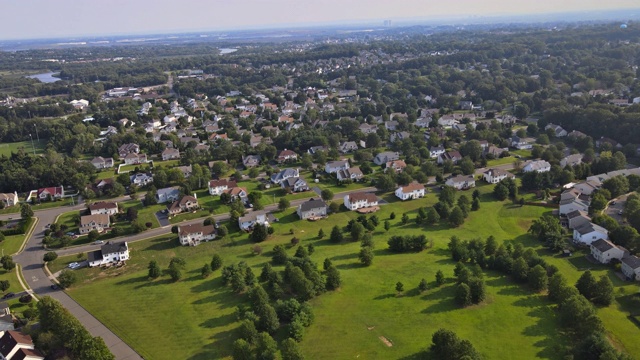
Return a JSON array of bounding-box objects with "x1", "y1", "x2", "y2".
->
[
  {"x1": 604, "y1": 193, "x2": 631, "y2": 224},
  {"x1": 0, "y1": 186, "x2": 375, "y2": 359}
]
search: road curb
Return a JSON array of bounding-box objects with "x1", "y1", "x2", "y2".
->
[
  {"x1": 15, "y1": 216, "x2": 38, "y2": 255},
  {"x1": 15, "y1": 264, "x2": 37, "y2": 301}
]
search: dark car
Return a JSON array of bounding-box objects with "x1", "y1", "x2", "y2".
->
[
  {"x1": 2, "y1": 292, "x2": 15, "y2": 299},
  {"x1": 50, "y1": 284, "x2": 59, "y2": 290}
]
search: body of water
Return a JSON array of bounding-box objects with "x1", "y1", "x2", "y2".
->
[
  {"x1": 26, "y1": 72, "x2": 61, "y2": 83},
  {"x1": 219, "y1": 48, "x2": 237, "y2": 55}
]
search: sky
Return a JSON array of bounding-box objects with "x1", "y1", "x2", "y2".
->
[{"x1": 1, "y1": 0, "x2": 639, "y2": 40}]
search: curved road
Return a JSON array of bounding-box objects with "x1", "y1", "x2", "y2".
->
[{"x1": 1, "y1": 187, "x2": 376, "y2": 359}]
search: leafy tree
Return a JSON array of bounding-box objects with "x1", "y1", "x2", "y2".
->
[
  {"x1": 493, "y1": 182, "x2": 509, "y2": 200},
  {"x1": 325, "y1": 266, "x2": 342, "y2": 290},
  {"x1": 250, "y1": 223, "x2": 269, "y2": 243},
  {"x1": 430, "y1": 328, "x2": 481, "y2": 360},
  {"x1": 317, "y1": 228, "x2": 325, "y2": 239},
  {"x1": 238, "y1": 319, "x2": 258, "y2": 344},
  {"x1": 211, "y1": 254, "x2": 223, "y2": 271},
  {"x1": 168, "y1": 264, "x2": 182, "y2": 282},
  {"x1": 43, "y1": 251, "x2": 58, "y2": 262},
  {"x1": 593, "y1": 275, "x2": 614, "y2": 306},
  {"x1": 330, "y1": 225, "x2": 344, "y2": 243},
  {"x1": 0, "y1": 256, "x2": 15, "y2": 272},
  {"x1": 281, "y1": 337, "x2": 305, "y2": 360},
  {"x1": 436, "y1": 270, "x2": 445, "y2": 286},
  {"x1": 148, "y1": 260, "x2": 161, "y2": 279},
  {"x1": 469, "y1": 278, "x2": 486, "y2": 304},
  {"x1": 418, "y1": 278, "x2": 429, "y2": 292},
  {"x1": 439, "y1": 185, "x2": 456, "y2": 206},
  {"x1": 201, "y1": 263, "x2": 212, "y2": 278},
  {"x1": 558, "y1": 295, "x2": 604, "y2": 336},
  {"x1": 350, "y1": 222, "x2": 365, "y2": 241},
  {"x1": 576, "y1": 270, "x2": 598, "y2": 300},
  {"x1": 529, "y1": 265, "x2": 548, "y2": 292},
  {"x1": 361, "y1": 233, "x2": 374, "y2": 249},
  {"x1": 272, "y1": 245, "x2": 288, "y2": 265},
  {"x1": 57, "y1": 269, "x2": 77, "y2": 289},
  {"x1": 20, "y1": 203, "x2": 33, "y2": 219},
  {"x1": 396, "y1": 281, "x2": 404, "y2": 293},
  {"x1": 87, "y1": 230, "x2": 100, "y2": 242},
  {"x1": 0, "y1": 280, "x2": 10, "y2": 293},
  {"x1": 448, "y1": 206, "x2": 465, "y2": 227},
  {"x1": 455, "y1": 283, "x2": 472, "y2": 307},
  {"x1": 512, "y1": 257, "x2": 529, "y2": 283},
  {"x1": 232, "y1": 339, "x2": 253, "y2": 360},
  {"x1": 359, "y1": 247, "x2": 374, "y2": 266},
  {"x1": 384, "y1": 220, "x2": 391, "y2": 231},
  {"x1": 376, "y1": 174, "x2": 396, "y2": 192},
  {"x1": 320, "y1": 189, "x2": 334, "y2": 202},
  {"x1": 278, "y1": 197, "x2": 290, "y2": 211}
]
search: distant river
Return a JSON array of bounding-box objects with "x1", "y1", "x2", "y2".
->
[
  {"x1": 219, "y1": 48, "x2": 237, "y2": 55},
  {"x1": 26, "y1": 72, "x2": 61, "y2": 83}
]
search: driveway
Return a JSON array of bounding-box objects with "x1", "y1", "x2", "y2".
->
[
  {"x1": 155, "y1": 210, "x2": 171, "y2": 227},
  {"x1": 604, "y1": 193, "x2": 630, "y2": 224}
]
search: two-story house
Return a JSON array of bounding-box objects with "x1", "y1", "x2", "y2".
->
[
  {"x1": 91, "y1": 156, "x2": 114, "y2": 169},
  {"x1": 0, "y1": 192, "x2": 19, "y2": 208},
  {"x1": 37, "y1": 186, "x2": 64, "y2": 201},
  {"x1": 161, "y1": 148, "x2": 181, "y2": 161},
  {"x1": 276, "y1": 149, "x2": 298, "y2": 163},
  {"x1": 123, "y1": 153, "x2": 147, "y2": 165},
  {"x1": 445, "y1": 175, "x2": 476, "y2": 190},
  {"x1": 483, "y1": 168, "x2": 515, "y2": 184},
  {"x1": 178, "y1": 223, "x2": 216, "y2": 246},
  {"x1": 238, "y1": 211, "x2": 277, "y2": 231},
  {"x1": 325, "y1": 160, "x2": 350, "y2": 174},
  {"x1": 297, "y1": 198, "x2": 328, "y2": 220},
  {"x1": 385, "y1": 160, "x2": 407, "y2": 173},
  {"x1": 79, "y1": 214, "x2": 111, "y2": 234},
  {"x1": 281, "y1": 177, "x2": 309, "y2": 193},
  {"x1": 156, "y1": 186, "x2": 181, "y2": 204},
  {"x1": 573, "y1": 222, "x2": 608, "y2": 245},
  {"x1": 337, "y1": 167, "x2": 364, "y2": 182},
  {"x1": 344, "y1": 192, "x2": 379, "y2": 211},
  {"x1": 118, "y1": 143, "x2": 140, "y2": 158},
  {"x1": 395, "y1": 182, "x2": 426, "y2": 201},
  {"x1": 590, "y1": 239, "x2": 625, "y2": 264},
  {"x1": 437, "y1": 151, "x2": 463, "y2": 165},
  {"x1": 271, "y1": 168, "x2": 299, "y2": 184},
  {"x1": 88, "y1": 202, "x2": 118, "y2": 216},
  {"x1": 88, "y1": 242, "x2": 130, "y2": 267},
  {"x1": 166, "y1": 195, "x2": 199, "y2": 215},
  {"x1": 621, "y1": 255, "x2": 640, "y2": 281},
  {"x1": 523, "y1": 160, "x2": 551, "y2": 173},
  {"x1": 429, "y1": 146, "x2": 446, "y2": 159},
  {"x1": 373, "y1": 152, "x2": 400, "y2": 166},
  {"x1": 208, "y1": 179, "x2": 238, "y2": 196}
]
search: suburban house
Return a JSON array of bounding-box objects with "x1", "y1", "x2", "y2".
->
[
  {"x1": 88, "y1": 202, "x2": 118, "y2": 216},
  {"x1": 590, "y1": 239, "x2": 625, "y2": 264},
  {"x1": 573, "y1": 181, "x2": 601, "y2": 196},
  {"x1": 437, "y1": 151, "x2": 463, "y2": 165},
  {"x1": 344, "y1": 192, "x2": 379, "y2": 211},
  {"x1": 510, "y1": 136, "x2": 533, "y2": 150},
  {"x1": 297, "y1": 198, "x2": 328, "y2": 219},
  {"x1": 118, "y1": 143, "x2": 140, "y2": 158},
  {"x1": 385, "y1": 159, "x2": 407, "y2": 173},
  {"x1": 566, "y1": 210, "x2": 591, "y2": 230},
  {"x1": 79, "y1": 214, "x2": 111, "y2": 234},
  {"x1": 0, "y1": 331, "x2": 44, "y2": 360},
  {"x1": 573, "y1": 222, "x2": 609, "y2": 245},
  {"x1": 238, "y1": 211, "x2": 277, "y2": 231},
  {"x1": 242, "y1": 155, "x2": 261, "y2": 168},
  {"x1": 123, "y1": 153, "x2": 147, "y2": 165},
  {"x1": 281, "y1": 177, "x2": 309, "y2": 193},
  {"x1": 87, "y1": 242, "x2": 130, "y2": 267},
  {"x1": 559, "y1": 196, "x2": 590, "y2": 215},
  {"x1": 545, "y1": 123, "x2": 568, "y2": 137},
  {"x1": 325, "y1": 160, "x2": 350, "y2": 174},
  {"x1": 130, "y1": 173, "x2": 153, "y2": 186},
  {"x1": 445, "y1": 175, "x2": 476, "y2": 190},
  {"x1": 395, "y1": 182, "x2": 426, "y2": 200},
  {"x1": 178, "y1": 223, "x2": 216, "y2": 246},
  {"x1": 276, "y1": 149, "x2": 298, "y2": 163},
  {"x1": 485, "y1": 145, "x2": 507, "y2": 158},
  {"x1": 429, "y1": 146, "x2": 446, "y2": 158},
  {"x1": 337, "y1": 167, "x2": 364, "y2": 182},
  {"x1": 0, "y1": 192, "x2": 19, "y2": 208},
  {"x1": 37, "y1": 186, "x2": 64, "y2": 201},
  {"x1": 560, "y1": 154, "x2": 583, "y2": 168},
  {"x1": 483, "y1": 168, "x2": 515, "y2": 184},
  {"x1": 523, "y1": 160, "x2": 551, "y2": 173},
  {"x1": 161, "y1": 148, "x2": 181, "y2": 161},
  {"x1": 621, "y1": 255, "x2": 640, "y2": 281},
  {"x1": 156, "y1": 186, "x2": 181, "y2": 204},
  {"x1": 271, "y1": 168, "x2": 299, "y2": 184},
  {"x1": 208, "y1": 179, "x2": 238, "y2": 196},
  {"x1": 373, "y1": 151, "x2": 400, "y2": 165},
  {"x1": 177, "y1": 165, "x2": 192, "y2": 178},
  {"x1": 90, "y1": 156, "x2": 114, "y2": 169},
  {"x1": 307, "y1": 145, "x2": 329, "y2": 155},
  {"x1": 359, "y1": 123, "x2": 378, "y2": 134},
  {"x1": 224, "y1": 187, "x2": 249, "y2": 203},
  {"x1": 339, "y1": 141, "x2": 359, "y2": 153},
  {"x1": 166, "y1": 195, "x2": 199, "y2": 215}
]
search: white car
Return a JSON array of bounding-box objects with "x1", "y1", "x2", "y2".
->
[
  {"x1": 67, "y1": 262, "x2": 80, "y2": 269},
  {"x1": 94, "y1": 240, "x2": 105, "y2": 245}
]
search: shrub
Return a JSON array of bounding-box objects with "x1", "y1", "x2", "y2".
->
[{"x1": 43, "y1": 252, "x2": 58, "y2": 262}]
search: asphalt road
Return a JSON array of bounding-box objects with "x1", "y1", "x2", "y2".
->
[
  {"x1": 604, "y1": 193, "x2": 631, "y2": 224},
  {"x1": 1, "y1": 187, "x2": 376, "y2": 359}
]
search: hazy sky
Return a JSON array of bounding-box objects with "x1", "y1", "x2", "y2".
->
[{"x1": 1, "y1": 0, "x2": 639, "y2": 40}]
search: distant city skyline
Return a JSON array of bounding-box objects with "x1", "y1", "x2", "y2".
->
[{"x1": 2, "y1": 0, "x2": 640, "y2": 40}]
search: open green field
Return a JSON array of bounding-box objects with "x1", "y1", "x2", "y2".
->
[
  {"x1": 0, "y1": 198, "x2": 74, "y2": 215},
  {"x1": 51, "y1": 185, "x2": 640, "y2": 360},
  {"x1": 0, "y1": 220, "x2": 35, "y2": 317},
  {"x1": 0, "y1": 140, "x2": 46, "y2": 157}
]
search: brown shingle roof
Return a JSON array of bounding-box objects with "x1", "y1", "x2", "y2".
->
[{"x1": 348, "y1": 192, "x2": 378, "y2": 203}]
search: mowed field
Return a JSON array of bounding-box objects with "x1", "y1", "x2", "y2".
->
[
  {"x1": 51, "y1": 184, "x2": 640, "y2": 360},
  {"x1": 0, "y1": 140, "x2": 45, "y2": 157}
]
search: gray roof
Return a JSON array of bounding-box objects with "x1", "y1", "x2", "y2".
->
[
  {"x1": 622, "y1": 255, "x2": 640, "y2": 270},
  {"x1": 591, "y1": 239, "x2": 616, "y2": 253},
  {"x1": 575, "y1": 222, "x2": 608, "y2": 236},
  {"x1": 271, "y1": 168, "x2": 298, "y2": 183},
  {"x1": 299, "y1": 198, "x2": 327, "y2": 212},
  {"x1": 101, "y1": 242, "x2": 128, "y2": 256},
  {"x1": 157, "y1": 186, "x2": 180, "y2": 198},
  {"x1": 87, "y1": 249, "x2": 102, "y2": 263},
  {"x1": 566, "y1": 210, "x2": 589, "y2": 220}
]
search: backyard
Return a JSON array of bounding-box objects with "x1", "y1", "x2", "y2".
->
[{"x1": 49, "y1": 185, "x2": 640, "y2": 359}]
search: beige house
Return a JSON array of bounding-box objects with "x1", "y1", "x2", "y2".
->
[
  {"x1": 79, "y1": 214, "x2": 111, "y2": 234},
  {"x1": 167, "y1": 195, "x2": 199, "y2": 215},
  {"x1": 590, "y1": 239, "x2": 624, "y2": 264},
  {"x1": 0, "y1": 192, "x2": 19, "y2": 208},
  {"x1": 178, "y1": 223, "x2": 217, "y2": 246}
]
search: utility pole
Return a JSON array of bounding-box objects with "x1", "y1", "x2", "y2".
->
[
  {"x1": 33, "y1": 123, "x2": 39, "y2": 142},
  {"x1": 29, "y1": 134, "x2": 36, "y2": 155}
]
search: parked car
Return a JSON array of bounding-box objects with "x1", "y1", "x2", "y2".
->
[
  {"x1": 618, "y1": 210, "x2": 624, "y2": 215},
  {"x1": 66, "y1": 232, "x2": 75, "y2": 236},
  {"x1": 612, "y1": 201, "x2": 617, "y2": 205},
  {"x1": 94, "y1": 240, "x2": 105, "y2": 245},
  {"x1": 50, "y1": 284, "x2": 59, "y2": 290},
  {"x1": 67, "y1": 262, "x2": 80, "y2": 269},
  {"x1": 2, "y1": 292, "x2": 15, "y2": 299}
]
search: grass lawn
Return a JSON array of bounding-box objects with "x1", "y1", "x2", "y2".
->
[
  {"x1": 486, "y1": 156, "x2": 517, "y2": 167},
  {"x1": 95, "y1": 170, "x2": 117, "y2": 180},
  {"x1": 51, "y1": 184, "x2": 640, "y2": 360},
  {"x1": 0, "y1": 140, "x2": 45, "y2": 157},
  {"x1": 512, "y1": 149, "x2": 533, "y2": 159},
  {"x1": 0, "y1": 198, "x2": 74, "y2": 215},
  {"x1": 119, "y1": 163, "x2": 152, "y2": 173}
]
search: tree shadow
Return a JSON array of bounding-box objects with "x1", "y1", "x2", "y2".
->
[
  {"x1": 373, "y1": 293, "x2": 395, "y2": 300},
  {"x1": 331, "y1": 252, "x2": 358, "y2": 261},
  {"x1": 133, "y1": 277, "x2": 173, "y2": 289},
  {"x1": 199, "y1": 312, "x2": 236, "y2": 329},
  {"x1": 191, "y1": 276, "x2": 223, "y2": 293},
  {"x1": 115, "y1": 275, "x2": 148, "y2": 286},
  {"x1": 336, "y1": 262, "x2": 363, "y2": 270}
]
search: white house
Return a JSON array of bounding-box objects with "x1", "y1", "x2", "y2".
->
[
  {"x1": 0, "y1": 331, "x2": 44, "y2": 360},
  {"x1": 621, "y1": 255, "x2": 640, "y2": 281},
  {"x1": 161, "y1": 148, "x2": 181, "y2": 161},
  {"x1": 208, "y1": 179, "x2": 238, "y2": 196},
  {"x1": 271, "y1": 168, "x2": 299, "y2": 184},
  {"x1": 560, "y1": 154, "x2": 583, "y2": 168},
  {"x1": 123, "y1": 153, "x2": 147, "y2": 165},
  {"x1": 523, "y1": 160, "x2": 551, "y2": 173},
  {"x1": 437, "y1": 151, "x2": 463, "y2": 165},
  {"x1": 281, "y1": 177, "x2": 309, "y2": 193},
  {"x1": 337, "y1": 167, "x2": 364, "y2": 182},
  {"x1": 429, "y1": 146, "x2": 446, "y2": 159},
  {"x1": 88, "y1": 242, "x2": 130, "y2": 267},
  {"x1": 238, "y1": 211, "x2": 277, "y2": 231},
  {"x1": 373, "y1": 152, "x2": 400, "y2": 166},
  {"x1": 130, "y1": 173, "x2": 153, "y2": 186},
  {"x1": 510, "y1": 136, "x2": 533, "y2": 150},
  {"x1": 297, "y1": 198, "x2": 328, "y2": 220},
  {"x1": 325, "y1": 160, "x2": 350, "y2": 174},
  {"x1": 0, "y1": 192, "x2": 19, "y2": 208},
  {"x1": 156, "y1": 186, "x2": 181, "y2": 204},
  {"x1": 343, "y1": 192, "x2": 379, "y2": 211},
  {"x1": 79, "y1": 214, "x2": 110, "y2": 234},
  {"x1": 178, "y1": 223, "x2": 216, "y2": 246},
  {"x1": 573, "y1": 181, "x2": 600, "y2": 196},
  {"x1": 88, "y1": 202, "x2": 118, "y2": 216},
  {"x1": 545, "y1": 123, "x2": 568, "y2": 137},
  {"x1": 445, "y1": 175, "x2": 476, "y2": 190},
  {"x1": 395, "y1": 182, "x2": 426, "y2": 201},
  {"x1": 90, "y1": 156, "x2": 114, "y2": 169},
  {"x1": 483, "y1": 168, "x2": 515, "y2": 184},
  {"x1": 590, "y1": 239, "x2": 625, "y2": 264},
  {"x1": 573, "y1": 222, "x2": 608, "y2": 245}
]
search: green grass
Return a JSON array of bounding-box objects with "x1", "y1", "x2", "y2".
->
[
  {"x1": 486, "y1": 156, "x2": 517, "y2": 167},
  {"x1": 119, "y1": 163, "x2": 152, "y2": 173},
  {"x1": 0, "y1": 140, "x2": 45, "y2": 157},
  {"x1": 52, "y1": 185, "x2": 640, "y2": 360},
  {"x1": 0, "y1": 198, "x2": 74, "y2": 215}
]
